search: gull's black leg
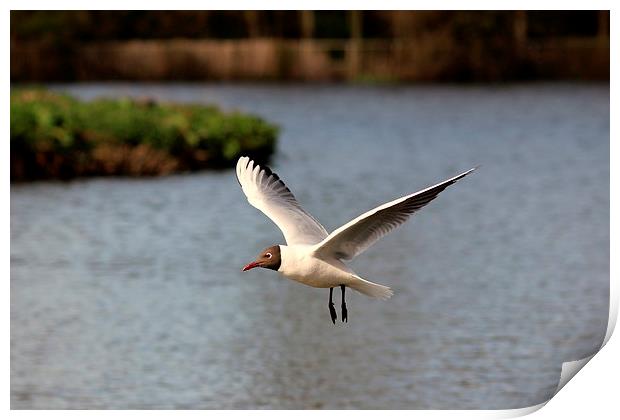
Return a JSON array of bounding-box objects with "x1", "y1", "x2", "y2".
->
[
  {"x1": 340, "y1": 285, "x2": 348, "y2": 323},
  {"x1": 328, "y1": 287, "x2": 337, "y2": 324}
]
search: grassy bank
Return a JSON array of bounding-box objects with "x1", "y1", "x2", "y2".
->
[{"x1": 10, "y1": 89, "x2": 278, "y2": 180}]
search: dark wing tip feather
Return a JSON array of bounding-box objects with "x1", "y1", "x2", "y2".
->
[
  {"x1": 399, "y1": 167, "x2": 477, "y2": 214},
  {"x1": 258, "y1": 161, "x2": 296, "y2": 199},
  {"x1": 449, "y1": 166, "x2": 477, "y2": 184},
  {"x1": 239, "y1": 156, "x2": 298, "y2": 203}
]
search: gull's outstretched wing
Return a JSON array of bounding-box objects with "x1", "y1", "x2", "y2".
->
[
  {"x1": 313, "y1": 167, "x2": 477, "y2": 260},
  {"x1": 236, "y1": 156, "x2": 328, "y2": 245}
]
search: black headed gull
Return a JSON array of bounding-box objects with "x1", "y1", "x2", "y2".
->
[{"x1": 237, "y1": 156, "x2": 476, "y2": 323}]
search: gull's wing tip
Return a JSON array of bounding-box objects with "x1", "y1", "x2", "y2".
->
[
  {"x1": 235, "y1": 156, "x2": 249, "y2": 171},
  {"x1": 235, "y1": 156, "x2": 252, "y2": 187},
  {"x1": 451, "y1": 165, "x2": 479, "y2": 182},
  {"x1": 458, "y1": 165, "x2": 480, "y2": 178}
]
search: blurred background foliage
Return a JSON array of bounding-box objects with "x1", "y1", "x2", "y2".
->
[
  {"x1": 11, "y1": 11, "x2": 609, "y2": 82},
  {"x1": 10, "y1": 10, "x2": 603, "y2": 41}
]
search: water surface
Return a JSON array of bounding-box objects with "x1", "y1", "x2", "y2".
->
[{"x1": 11, "y1": 83, "x2": 609, "y2": 409}]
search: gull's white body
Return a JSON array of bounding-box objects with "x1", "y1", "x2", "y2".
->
[
  {"x1": 236, "y1": 156, "x2": 476, "y2": 300},
  {"x1": 278, "y1": 245, "x2": 389, "y2": 297},
  {"x1": 279, "y1": 245, "x2": 352, "y2": 288}
]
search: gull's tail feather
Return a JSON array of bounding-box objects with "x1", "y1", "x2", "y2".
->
[{"x1": 348, "y1": 276, "x2": 393, "y2": 300}]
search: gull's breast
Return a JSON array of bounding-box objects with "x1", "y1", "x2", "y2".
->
[{"x1": 278, "y1": 245, "x2": 352, "y2": 288}]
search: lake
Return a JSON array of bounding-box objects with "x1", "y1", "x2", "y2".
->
[{"x1": 11, "y1": 83, "x2": 610, "y2": 409}]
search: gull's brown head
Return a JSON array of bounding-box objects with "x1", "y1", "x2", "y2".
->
[{"x1": 242, "y1": 245, "x2": 281, "y2": 272}]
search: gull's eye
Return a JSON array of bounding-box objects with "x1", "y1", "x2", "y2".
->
[{"x1": 265, "y1": 253, "x2": 272, "y2": 259}]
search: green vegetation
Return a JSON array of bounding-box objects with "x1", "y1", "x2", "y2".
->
[{"x1": 10, "y1": 89, "x2": 278, "y2": 180}]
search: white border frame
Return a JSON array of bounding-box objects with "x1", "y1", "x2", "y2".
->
[{"x1": 5, "y1": 2, "x2": 616, "y2": 418}]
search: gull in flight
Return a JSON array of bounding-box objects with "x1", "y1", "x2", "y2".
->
[{"x1": 237, "y1": 156, "x2": 476, "y2": 323}]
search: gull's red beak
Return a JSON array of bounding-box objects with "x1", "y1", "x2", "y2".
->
[{"x1": 242, "y1": 261, "x2": 260, "y2": 271}]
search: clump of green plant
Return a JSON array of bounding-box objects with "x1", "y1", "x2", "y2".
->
[{"x1": 10, "y1": 89, "x2": 278, "y2": 180}]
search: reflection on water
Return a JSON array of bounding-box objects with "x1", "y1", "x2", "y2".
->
[{"x1": 11, "y1": 83, "x2": 609, "y2": 409}]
